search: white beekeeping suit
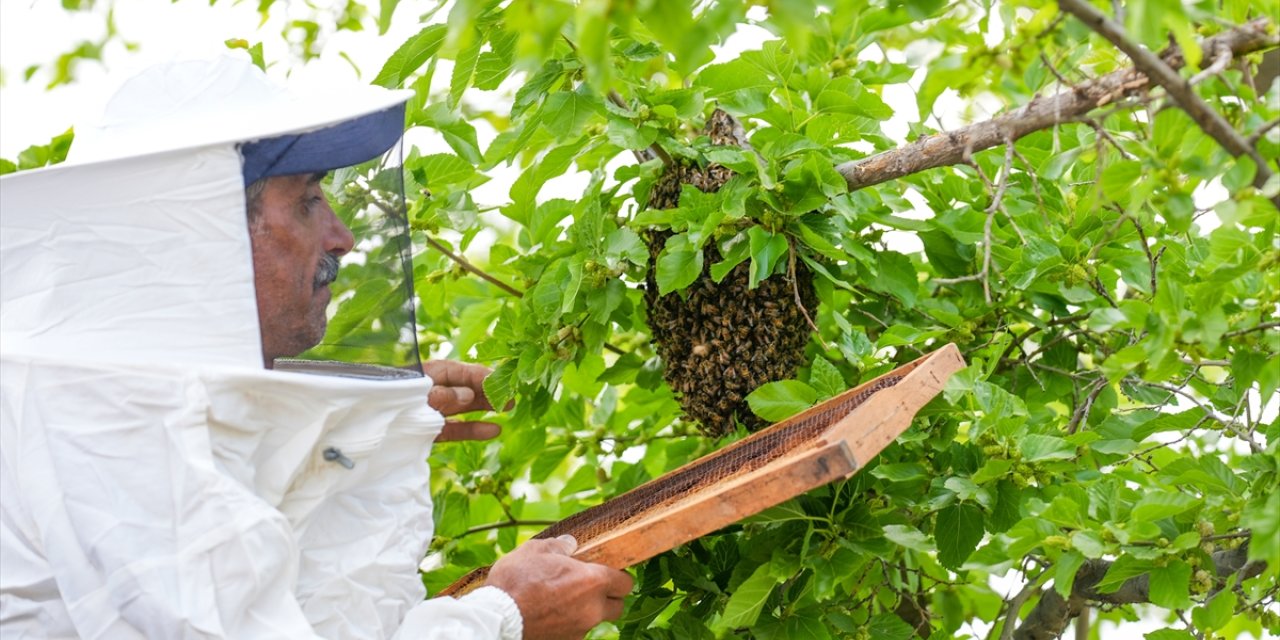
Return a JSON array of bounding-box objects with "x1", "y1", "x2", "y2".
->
[{"x1": 0, "y1": 57, "x2": 521, "y2": 639}]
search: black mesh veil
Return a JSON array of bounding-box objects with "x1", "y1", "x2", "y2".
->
[{"x1": 275, "y1": 140, "x2": 423, "y2": 379}]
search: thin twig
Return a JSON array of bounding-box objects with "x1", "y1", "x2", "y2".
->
[
  {"x1": 1010, "y1": 147, "x2": 1048, "y2": 216},
  {"x1": 424, "y1": 236, "x2": 525, "y2": 297},
  {"x1": 1090, "y1": 277, "x2": 1117, "y2": 307},
  {"x1": 1180, "y1": 357, "x2": 1231, "y2": 366},
  {"x1": 1032, "y1": 363, "x2": 1100, "y2": 382},
  {"x1": 1066, "y1": 377, "x2": 1108, "y2": 434},
  {"x1": 934, "y1": 273, "x2": 985, "y2": 285},
  {"x1": 955, "y1": 151, "x2": 999, "y2": 304},
  {"x1": 1176, "y1": 611, "x2": 1207, "y2": 640},
  {"x1": 1189, "y1": 48, "x2": 1234, "y2": 85},
  {"x1": 1076, "y1": 116, "x2": 1135, "y2": 158},
  {"x1": 988, "y1": 138, "x2": 1028, "y2": 244},
  {"x1": 423, "y1": 236, "x2": 627, "y2": 355},
  {"x1": 1126, "y1": 215, "x2": 1161, "y2": 296},
  {"x1": 462, "y1": 519, "x2": 558, "y2": 537},
  {"x1": 786, "y1": 239, "x2": 825, "y2": 339},
  {"x1": 1248, "y1": 118, "x2": 1280, "y2": 146},
  {"x1": 1136, "y1": 380, "x2": 1261, "y2": 452},
  {"x1": 1224, "y1": 321, "x2": 1280, "y2": 338}
]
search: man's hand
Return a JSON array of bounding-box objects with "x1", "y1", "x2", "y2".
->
[
  {"x1": 422, "y1": 360, "x2": 503, "y2": 442},
  {"x1": 485, "y1": 535, "x2": 633, "y2": 640}
]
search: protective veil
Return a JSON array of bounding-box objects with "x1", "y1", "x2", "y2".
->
[{"x1": 0, "y1": 57, "x2": 520, "y2": 639}]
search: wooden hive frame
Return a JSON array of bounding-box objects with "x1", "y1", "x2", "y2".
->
[{"x1": 439, "y1": 343, "x2": 965, "y2": 596}]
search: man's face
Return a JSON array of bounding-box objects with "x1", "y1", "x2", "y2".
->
[{"x1": 248, "y1": 172, "x2": 355, "y2": 366}]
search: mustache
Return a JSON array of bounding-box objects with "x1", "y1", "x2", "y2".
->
[{"x1": 314, "y1": 253, "x2": 341, "y2": 289}]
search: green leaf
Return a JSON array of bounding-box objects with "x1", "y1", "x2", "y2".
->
[
  {"x1": 697, "y1": 57, "x2": 773, "y2": 95},
  {"x1": 511, "y1": 59, "x2": 563, "y2": 118},
  {"x1": 989, "y1": 480, "x2": 1024, "y2": 533},
  {"x1": 570, "y1": 0, "x2": 608, "y2": 88},
  {"x1": 718, "y1": 564, "x2": 779, "y2": 629},
  {"x1": 412, "y1": 102, "x2": 483, "y2": 164},
  {"x1": 711, "y1": 234, "x2": 750, "y2": 282},
  {"x1": 412, "y1": 153, "x2": 475, "y2": 188},
  {"x1": 747, "y1": 380, "x2": 820, "y2": 422},
  {"x1": 747, "y1": 226, "x2": 788, "y2": 289},
  {"x1": 866, "y1": 613, "x2": 915, "y2": 640},
  {"x1": 935, "y1": 503, "x2": 984, "y2": 569},
  {"x1": 1071, "y1": 530, "x2": 1106, "y2": 558},
  {"x1": 1130, "y1": 491, "x2": 1200, "y2": 522},
  {"x1": 529, "y1": 261, "x2": 569, "y2": 322},
  {"x1": 1054, "y1": 551, "x2": 1086, "y2": 598},
  {"x1": 1243, "y1": 490, "x2": 1279, "y2": 570},
  {"x1": 813, "y1": 78, "x2": 892, "y2": 120},
  {"x1": 377, "y1": 0, "x2": 399, "y2": 35},
  {"x1": 1101, "y1": 160, "x2": 1143, "y2": 205},
  {"x1": 541, "y1": 90, "x2": 604, "y2": 139},
  {"x1": 433, "y1": 491, "x2": 470, "y2": 537},
  {"x1": 1095, "y1": 555, "x2": 1154, "y2": 594},
  {"x1": 373, "y1": 24, "x2": 447, "y2": 88},
  {"x1": 655, "y1": 234, "x2": 704, "y2": 296},
  {"x1": 1192, "y1": 588, "x2": 1236, "y2": 631},
  {"x1": 1148, "y1": 560, "x2": 1192, "y2": 610},
  {"x1": 971, "y1": 459, "x2": 1014, "y2": 485},
  {"x1": 1020, "y1": 434, "x2": 1075, "y2": 462},
  {"x1": 871, "y1": 251, "x2": 918, "y2": 308},
  {"x1": 448, "y1": 29, "x2": 483, "y2": 108},
  {"x1": 474, "y1": 32, "x2": 515, "y2": 90},
  {"x1": 873, "y1": 462, "x2": 928, "y2": 483},
  {"x1": 1145, "y1": 631, "x2": 1195, "y2": 640},
  {"x1": 883, "y1": 524, "x2": 933, "y2": 552},
  {"x1": 561, "y1": 462, "x2": 601, "y2": 496},
  {"x1": 808, "y1": 356, "x2": 845, "y2": 399}
]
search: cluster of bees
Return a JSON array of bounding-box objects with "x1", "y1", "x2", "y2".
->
[{"x1": 642, "y1": 110, "x2": 817, "y2": 437}]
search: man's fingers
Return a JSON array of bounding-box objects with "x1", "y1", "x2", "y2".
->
[
  {"x1": 423, "y1": 360, "x2": 491, "y2": 386},
  {"x1": 423, "y1": 362, "x2": 494, "y2": 405},
  {"x1": 600, "y1": 566, "x2": 634, "y2": 598},
  {"x1": 428, "y1": 385, "x2": 486, "y2": 416},
  {"x1": 435, "y1": 420, "x2": 502, "y2": 442},
  {"x1": 544, "y1": 534, "x2": 578, "y2": 556},
  {"x1": 602, "y1": 596, "x2": 626, "y2": 621}
]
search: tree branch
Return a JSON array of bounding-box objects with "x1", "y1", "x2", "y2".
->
[
  {"x1": 424, "y1": 235, "x2": 525, "y2": 298},
  {"x1": 1013, "y1": 547, "x2": 1266, "y2": 640},
  {"x1": 1224, "y1": 320, "x2": 1280, "y2": 338},
  {"x1": 1058, "y1": 0, "x2": 1277, "y2": 208},
  {"x1": 422, "y1": 236, "x2": 628, "y2": 356},
  {"x1": 835, "y1": 19, "x2": 1277, "y2": 194}
]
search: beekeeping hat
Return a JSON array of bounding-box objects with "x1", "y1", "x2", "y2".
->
[{"x1": 1, "y1": 55, "x2": 422, "y2": 377}]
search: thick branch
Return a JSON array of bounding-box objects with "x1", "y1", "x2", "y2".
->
[
  {"x1": 1058, "y1": 0, "x2": 1277, "y2": 207},
  {"x1": 1012, "y1": 547, "x2": 1265, "y2": 640},
  {"x1": 835, "y1": 19, "x2": 1277, "y2": 193}
]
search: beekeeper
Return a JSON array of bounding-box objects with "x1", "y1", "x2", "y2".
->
[{"x1": 0, "y1": 56, "x2": 631, "y2": 638}]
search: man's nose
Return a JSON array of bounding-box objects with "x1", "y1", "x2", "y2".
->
[{"x1": 322, "y1": 201, "x2": 355, "y2": 256}]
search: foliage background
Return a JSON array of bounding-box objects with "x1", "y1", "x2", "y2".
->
[{"x1": 3, "y1": 1, "x2": 1278, "y2": 638}]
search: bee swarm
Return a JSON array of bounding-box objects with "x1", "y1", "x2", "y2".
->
[{"x1": 643, "y1": 109, "x2": 817, "y2": 437}]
